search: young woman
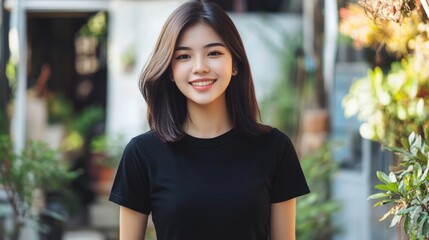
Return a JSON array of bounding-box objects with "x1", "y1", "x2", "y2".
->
[{"x1": 109, "y1": 1, "x2": 310, "y2": 239}]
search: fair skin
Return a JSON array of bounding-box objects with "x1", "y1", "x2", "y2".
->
[
  {"x1": 171, "y1": 23, "x2": 233, "y2": 137},
  {"x1": 119, "y1": 22, "x2": 297, "y2": 240},
  {"x1": 271, "y1": 198, "x2": 297, "y2": 240},
  {"x1": 119, "y1": 207, "x2": 148, "y2": 239}
]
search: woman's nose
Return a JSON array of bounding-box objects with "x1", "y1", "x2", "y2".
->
[{"x1": 192, "y1": 55, "x2": 210, "y2": 74}]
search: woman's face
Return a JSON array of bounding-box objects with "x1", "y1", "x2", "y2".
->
[{"x1": 171, "y1": 23, "x2": 234, "y2": 107}]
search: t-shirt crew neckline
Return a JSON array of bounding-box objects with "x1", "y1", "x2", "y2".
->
[{"x1": 183, "y1": 128, "x2": 236, "y2": 148}]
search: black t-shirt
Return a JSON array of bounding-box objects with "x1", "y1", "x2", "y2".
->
[{"x1": 109, "y1": 128, "x2": 310, "y2": 240}]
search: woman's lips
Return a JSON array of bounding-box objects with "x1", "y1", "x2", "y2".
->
[{"x1": 189, "y1": 79, "x2": 216, "y2": 91}]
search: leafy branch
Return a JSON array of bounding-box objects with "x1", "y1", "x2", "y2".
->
[
  {"x1": 0, "y1": 135, "x2": 80, "y2": 240},
  {"x1": 368, "y1": 130, "x2": 429, "y2": 240}
]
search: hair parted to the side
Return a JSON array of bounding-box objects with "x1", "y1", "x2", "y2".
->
[{"x1": 139, "y1": 0, "x2": 270, "y2": 142}]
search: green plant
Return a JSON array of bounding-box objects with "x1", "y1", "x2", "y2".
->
[
  {"x1": 259, "y1": 34, "x2": 303, "y2": 138},
  {"x1": 340, "y1": 1, "x2": 429, "y2": 239},
  {"x1": 121, "y1": 45, "x2": 136, "y2": 72},
  {"x1": 297, "y1": 143, "x2": 341, "y2": 240},
  {"x1": 0, "y1": 135, "x2": 80, "y2": 240},
  {"x1": 70, "y1": 106, "x2": 104, "y2": 136},
  {"x1": 342, "y1": 58, "x2": 429, "y2": 148},
  {"x1": 90, "y1": 134, "x2": 125, "y2": 168},
  {"x1": 61, "y1": 106, "x2": 104, "y2": 153},
  {"x1": 368, "y1": 131, "x2": 429, "y2": 240},
  {"x1": 6, "y1": 57, "x2": 16, "y2": 92},
  {"x1": 341, "y1": 1, "x2": 429, "y2": 149},
  {"x1": 47, "y1": 93, "x2": 73, "y2": 125},
  {"x1": 78, "y1": 11, "x2": 107, "y2": 44}
]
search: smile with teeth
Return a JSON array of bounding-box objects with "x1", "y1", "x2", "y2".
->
[{"x1": 190, "y1": 80, "x2": 216, "y2": 86}]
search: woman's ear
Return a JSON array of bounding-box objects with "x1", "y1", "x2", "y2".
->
[{"x1": 232, "y1": 65, "x2": 239, "y2": 76}]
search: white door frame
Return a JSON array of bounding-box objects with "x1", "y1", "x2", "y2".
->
[{"x1": 7, "y1": 0, "x2": 108, "y2": 153}]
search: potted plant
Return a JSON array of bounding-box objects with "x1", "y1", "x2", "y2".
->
[
  {"x1": 0, "y1": 134, "x2": 80, "y2": 240},
  {"x1": 90, "y1": 133, "x2": 125, "y2": 194}
]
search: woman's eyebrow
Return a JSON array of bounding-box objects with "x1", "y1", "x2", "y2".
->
[
  {"x1": 204, "y1": 42, "x2": 226, "y2": 48},
  {"x1": 174, "y1": 42, "x2": 226, "y2": 51}
]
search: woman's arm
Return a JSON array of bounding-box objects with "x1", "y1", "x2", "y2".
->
[
  {"x1": 119, "y1": 206, "x2": 149, "y2": 240},
  {"x1": 270, "y1": 198, "x2": 297, "y2": 240}
]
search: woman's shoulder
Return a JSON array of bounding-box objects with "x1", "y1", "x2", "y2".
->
[
  {"x1": 125, "y1": 130, "x2": 165, "y2": 149},
  {"x1": 259, "y1": 127, "x2": 293, "y2": 144},
  {"x1": 131, "y1": 130, "x2": 158, "y2": 142},
  {"x1": 243, "y1": 127, "x2": 295, "y2": 152}
]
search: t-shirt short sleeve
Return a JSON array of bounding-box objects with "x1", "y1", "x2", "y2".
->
[
  {"x1": 270, "y1": 130, "x2": 310, "y2": 203},
  {"x1": 109, "y1": 138, "x2": 151, "y2": 214}
]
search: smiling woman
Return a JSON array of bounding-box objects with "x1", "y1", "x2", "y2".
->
[
  {"x1": 109, "y1": 1, "x2": 310, "y2": 240},
  {"x1": 139, "y1": 0, "x2": 269, "y2": 142},
  {"x1": 171, "y1": 23, "x2": 234, "y2": 118}
]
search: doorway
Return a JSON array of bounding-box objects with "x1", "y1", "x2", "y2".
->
[{"x1": 26, "y1": 10, "x2": 109, "y2": 231}]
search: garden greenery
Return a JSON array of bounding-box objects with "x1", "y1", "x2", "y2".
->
[
  {"x1": 0, "y1": 135, "x2": 80, "y2": 240},
  {"x1": 342, "y1": 58, "x2": 429, "y2": 148},
  {"x1": 340, "y1": 0, "x2": 429, "y2": 238},
  {"x1": 297, "y1": 143, "x2": 340, "y2": 240},
  {"x1": 368, "y1": 131, "x2": 429, "y2": 240},
  {"x1": 90, "y1": 133, "x2": 125, "y2": 168}
]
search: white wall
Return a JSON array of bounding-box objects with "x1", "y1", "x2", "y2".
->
[
  {"x1": 106, "y1": 1, "x2": 183, "y2": 140},
  {"x1": 230, "y1": 14, "x2": 302, "y2": 100}
]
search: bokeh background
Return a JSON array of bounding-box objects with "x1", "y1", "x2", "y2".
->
[{"x1": 1, "y1": 0, "x2": 428, "y2": 239}]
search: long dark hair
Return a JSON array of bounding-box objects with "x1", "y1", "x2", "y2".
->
[{"x1": 140, "y1": 0, "x2": 270, "y2": 142}]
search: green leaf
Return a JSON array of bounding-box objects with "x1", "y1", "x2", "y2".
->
[
  {"x1": 368, "y1": 192, "x2": 390, "y2": 200},
  {"x1": 412, "y1": 175, "x2": 420, "y2": 187},
  {"x1": 418, "y1": 214, "x2": 427, "y2": 227},
  {"x1": 424, "y1": 128, "x2": 429, "y2": 144},
  {"x1": 373, "y1": 199, "x2": 394, "y2": 207},
  {"x1": 385, "y1": 146, "x2": 414, "y2": 157},
  {"x1": 421, "y1": 166, "x2": 429, "y2": 183},
  {"x1": 409, "y1": 132, "x2": 416, "y2": 146},
  {"x1": 415, "y1": 162, "x2": 423, "y2": 179},
  {"x1": 374, "y1": 183, "x2": 397, "y2": 192},
  {"x1": 397, "y1": 207, "x2": 415, "y2": 215},
  {"x1": 377, "y1": 171, "x2": 391, "y2": 184},
  {"x1": 401, "y1": 137, "x2": 410, "y2": 150},
  {"x1": 423, "y1": 196, "x2": 429, "y2": 205},
  {"x1": 380, "y1": 210, "x2": 392, "y2": 222},
  {"x1": 410, "y1": 206, "x2": 422, "y2": 222},
  {"x1": 389, "y1": 172, "x2": 397, "y2": 183},
  {"x1": 423, "y1": 219, "x2": 429, "y2": 237},
  {"x1": 414, "y1": 135, "x2": 423, "y2": 149},
  {"x1": 416, "y1": 150, "x2": 427, "y2": 164},
  {"x1": 390, "y1": 214, "x2": 402, "y2": 227},
  {"x1": 404, "y1": 216, "x2": 411, "y2": 234},
  {"x1": 399, "y1": 178, "x2": 408, "y2": 193}
]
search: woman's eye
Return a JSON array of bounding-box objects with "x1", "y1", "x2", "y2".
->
[
  {"x1": 208, "y1": 51, "x2": 222, "y2": 56},
  {"x1": 176, "y1": 54, "x2": 190, "y2": 60}
]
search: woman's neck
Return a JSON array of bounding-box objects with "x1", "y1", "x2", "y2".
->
[{"x1": 184, "y1": 96, "x2": 232, "y2": 138}]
